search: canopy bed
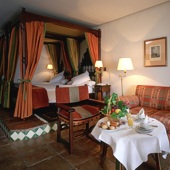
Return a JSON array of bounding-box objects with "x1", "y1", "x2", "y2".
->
[{"x1": 0, "y1": 8, "x2": 101, "y2": 119}]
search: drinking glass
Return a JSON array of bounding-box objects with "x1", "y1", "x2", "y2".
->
[{"x1": 128, "y1": 117, "x2": 134, "y2": 128}]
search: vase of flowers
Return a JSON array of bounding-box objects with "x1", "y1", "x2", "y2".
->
[{"x1": 101, "y1": 93, "x2": 129, "y2": 122}]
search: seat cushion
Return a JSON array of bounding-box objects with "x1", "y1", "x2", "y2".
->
[
  {"x1": 59, "y1": 105, "x2": 100, "y2": 120},
  {"x1": 119, "y1": 95, "x2": 139, "y2": 109},
  {"x1": 130, "y1": 106, "x2": 159, "y2": 117},
  {"x1": 150, "y1": 110, "x2": 170, "y2": 132}
]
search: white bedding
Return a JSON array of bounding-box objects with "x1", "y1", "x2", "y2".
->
[{"x1": 33, "y1": 80, "x2": 95, "y2": 103}]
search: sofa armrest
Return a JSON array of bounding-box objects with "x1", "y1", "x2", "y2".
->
[{"x1": 119, "y1": 95, "x2": 139, "y2": 109}]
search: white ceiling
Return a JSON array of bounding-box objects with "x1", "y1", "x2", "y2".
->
[{"x1": 0, "y1": 0, "x2": 169, "y2": 33}]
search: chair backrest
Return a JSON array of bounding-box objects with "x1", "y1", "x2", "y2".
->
[{"x1": 56, "y1": 85, "x2": 89, "y2": 103}]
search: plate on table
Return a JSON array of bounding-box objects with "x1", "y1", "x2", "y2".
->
[
  {"x1": 99, "y1": 121, "x2": 120, "y2": 131},
  {"x1": 135, "y1": 125, "x2": 154, "y2": 134}
]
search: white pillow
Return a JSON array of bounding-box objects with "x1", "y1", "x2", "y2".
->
[
  {"x1": 60, "y1": 79, "x2": 68, "y2": 85},
  {"x1": 71, "y1": 71, "x2": 89, "y2": 81},
  {"x1": 71, "y1": 75, "x2": 90, "y2": 85},
  {"x1": 67, "y1": 81, "x2": 73, "y2": 85},
  {"x1": 83, "y1": 80, "x2": 96, "y2": 86},
  {"x1": 50, "y1": 71, "x2": 64, "y2": 83}
]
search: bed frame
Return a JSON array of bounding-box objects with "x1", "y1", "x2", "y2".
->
[{"x1": 3, "y1": 8, "x2": 101, "y2": 118}]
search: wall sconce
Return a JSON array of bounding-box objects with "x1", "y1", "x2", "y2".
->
[
  {"x1": 46, "y1": 64, "x2": 53, "y2": 70},
  {"x1": 95, "y1": 60, "x2": 105, "y2": 84},
  {"x1": 117, "y1": 58, "x2": 134, "y2": 96}
]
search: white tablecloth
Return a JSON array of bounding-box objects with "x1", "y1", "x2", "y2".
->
[{"x1": 91, "y1": 117, "x2": 170, "y2": 170}]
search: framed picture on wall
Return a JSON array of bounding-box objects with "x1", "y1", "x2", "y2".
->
[{"x1": 144, "y1": 37, "x2": 167, "y2": 67}]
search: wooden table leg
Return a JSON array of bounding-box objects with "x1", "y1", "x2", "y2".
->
[
  {"x1": 155, "y1": 153, "x2": 162, "y2": 170},
  {"x1": 101, "y1": 142, "x2": 124, "y2": 170},
  {"x1": 101, "y1": 142, "x2": 108, "y2": 159}
]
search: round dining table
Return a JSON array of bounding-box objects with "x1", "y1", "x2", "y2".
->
[{"x1": 91, "y1": 116, "x2": 170, "y2": 170}]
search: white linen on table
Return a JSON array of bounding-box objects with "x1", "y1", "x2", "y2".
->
[
  {"x1": 91, "y1": 117, "x2": 170, "y2": 170},
  {"x1": 33, "y1": 81, "x2": 95, "y2": 103}
]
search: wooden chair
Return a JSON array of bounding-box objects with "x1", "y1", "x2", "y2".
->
[{"x1": 56, "y1": 85, "x2": 104, "y2": 154}]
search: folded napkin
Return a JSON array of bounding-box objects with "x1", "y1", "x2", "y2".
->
[
  {"x1": 140, "y1": 115, "x2": 149, "y2": 129},
  {"x1": 137, "y1": 108, "x2": 145, "y2": 119}
]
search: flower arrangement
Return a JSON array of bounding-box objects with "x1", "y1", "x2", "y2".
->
[{"x1": 101, "y1": 93, "x2": 129, "y2": 119}]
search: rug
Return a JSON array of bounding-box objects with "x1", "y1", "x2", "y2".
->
[{"x1": 34, "y1": 105, "x2": 58, "y2": 123}]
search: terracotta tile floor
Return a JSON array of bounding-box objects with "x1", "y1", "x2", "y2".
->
[{"x1": 0, "y1": 107, "x2": 170, "y2": 170}]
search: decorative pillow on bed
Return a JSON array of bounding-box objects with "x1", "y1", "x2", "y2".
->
[
  {"x1": 71, "y1": 76, "x2": 90, "y2": 85},
  {"x1": 71, "y1": 71, "x2": 89, "y2": 81},
  {"x1": 60, "y1": 78, "x2": 68, "y2": 85},
  {"x1": 50, "y1": 71, "x2": 64, "y2": 83},
  {"x1": 68, "y1": 71, "x2": 90, "y2": 85}
]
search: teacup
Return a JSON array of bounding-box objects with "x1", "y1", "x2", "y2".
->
[{"x1": 140, "y1": 122, "x2": 149, "y2": 129}]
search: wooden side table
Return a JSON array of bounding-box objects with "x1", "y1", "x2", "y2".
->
[{"x1": 94, "y1": 84, "x2": 111, "y2": 100}]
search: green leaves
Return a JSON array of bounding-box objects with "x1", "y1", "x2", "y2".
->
[{"x1": 101, "y1": 93, "x2": 128, "y2": 119}]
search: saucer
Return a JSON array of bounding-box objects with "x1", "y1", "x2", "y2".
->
[{"x1": 135, "y1": 125, "x2": 154, "y2": 134}]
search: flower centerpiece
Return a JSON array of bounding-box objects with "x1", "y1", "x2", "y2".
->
[{"x1": 101, "y1": 93, "x2": 129, "y2": 121}]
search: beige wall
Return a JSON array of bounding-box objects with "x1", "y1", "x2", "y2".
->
[{"x1": 97, "y1": 2, "x2": 170, "y2": 96}]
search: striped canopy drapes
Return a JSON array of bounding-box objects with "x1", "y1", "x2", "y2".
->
[
  {"x1": 61, "y1": 41, "x2": 72, "y2": 79},
  {"x1": 85, "y1": 32, "x2": 99, "y2": 65},
  {"x1": 14, "y1": 21, "x2": 45, "y2": 119},
  {"x1": 3, "y1": 26, "x2": 19, "y2": 108},
  {"x1": 47, "y1": 44, "x2": 58, "y2": 74},
  {"x1": 0, "y1": 36, "x2": 5, "y2": 104},
  {"x1": 66, "y1": 38, "x2": 79, "y2": 76}
]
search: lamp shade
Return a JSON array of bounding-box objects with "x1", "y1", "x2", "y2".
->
[
  {"x1": 46, "y1": 64, "x2": 53, "y2": 70},
  {"x1": 95, "y1": 60, "x2": 103, "y2": 68},
  {"x1": 117, "y1": 58, "x2": 134, "y2": 71}
]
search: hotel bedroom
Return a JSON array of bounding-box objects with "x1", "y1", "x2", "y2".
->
[
  {"x1": 0, "y1": 9, "x2": 101, "y2": 119},
  {"x1": 0, "y1": 1, "x2": 170, "y2": 169}
]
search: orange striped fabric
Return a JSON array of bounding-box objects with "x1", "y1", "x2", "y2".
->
[
  {"x1": 56, "y1": 85, "x2": 89, "y2": 104},
  {"x1": 136, "y1": 85, "x2": 170, "y2": 110},
  {"x1": 59, "y1": 105, "x2": 99, "y2": 120}
]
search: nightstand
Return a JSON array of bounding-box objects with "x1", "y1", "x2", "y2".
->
[{"x1": 94, "y1": 84, "x2": 111, "y2": 101}]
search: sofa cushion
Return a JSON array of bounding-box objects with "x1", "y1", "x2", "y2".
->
[
  {"x1": 136, "y1": 85, "x2": 170, "y2": 111},
  {"x1": 130, "y1": 106, "x2": 158, "y2": 117},
  {"x1": 150, "y1": 110, "x2": 170, "y2": 132},
  {"x1": 119, "y1": 95, "x2": 139, "y2": 109}
]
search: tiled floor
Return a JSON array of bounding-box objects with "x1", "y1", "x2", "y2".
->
[{"x1": 0, "y1": 107, "x2": 170, "y2": 170}]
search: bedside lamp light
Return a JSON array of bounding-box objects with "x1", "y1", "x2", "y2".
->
[
  {"x1": 46, "y1": 64, "x2": 53, "y2": 70},
  {"x1": 95, "y1": 60, "x2": 103, "y2": 84},
  {"x1": 117, "y1": 58, "x2": 134, "y2": 96},
  {"x1": 95, "y1": 60, "x2": 103, "y2": 68}
]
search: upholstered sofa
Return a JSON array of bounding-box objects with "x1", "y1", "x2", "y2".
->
[{"x1": 119, "y1": 85, "x2": 170, "y2": 141}]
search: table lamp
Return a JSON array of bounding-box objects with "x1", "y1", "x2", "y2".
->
[
  {"x1": 46, "y1": 64, "x2": 53, "y2": 70},
  {"x1": 117, "y1": 58, "x2": 134, "y2": 96},
  {"x1": 95, "y1": 60, "x2": 103, "y2": 84}
]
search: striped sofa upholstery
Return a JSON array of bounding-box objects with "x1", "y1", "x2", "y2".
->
[{"x1": 119, "y1": 85, "x2": 170, "y2": 141}]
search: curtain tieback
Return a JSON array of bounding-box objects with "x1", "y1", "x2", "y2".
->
[
  {"x1": 18, "y1": 79, "x2": 31, "y2": 101},
  {"x1": 18, "y1": 79, "x2": 31, "y2": 83}
]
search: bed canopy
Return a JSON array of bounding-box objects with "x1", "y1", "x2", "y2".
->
[{"x1": 0, "y1": 8, "x2": 101, "y2": 119}]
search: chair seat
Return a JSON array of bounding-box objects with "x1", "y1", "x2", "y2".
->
[{"x1": 59, "y1": 105, "x2": 100, "y2": 121}]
